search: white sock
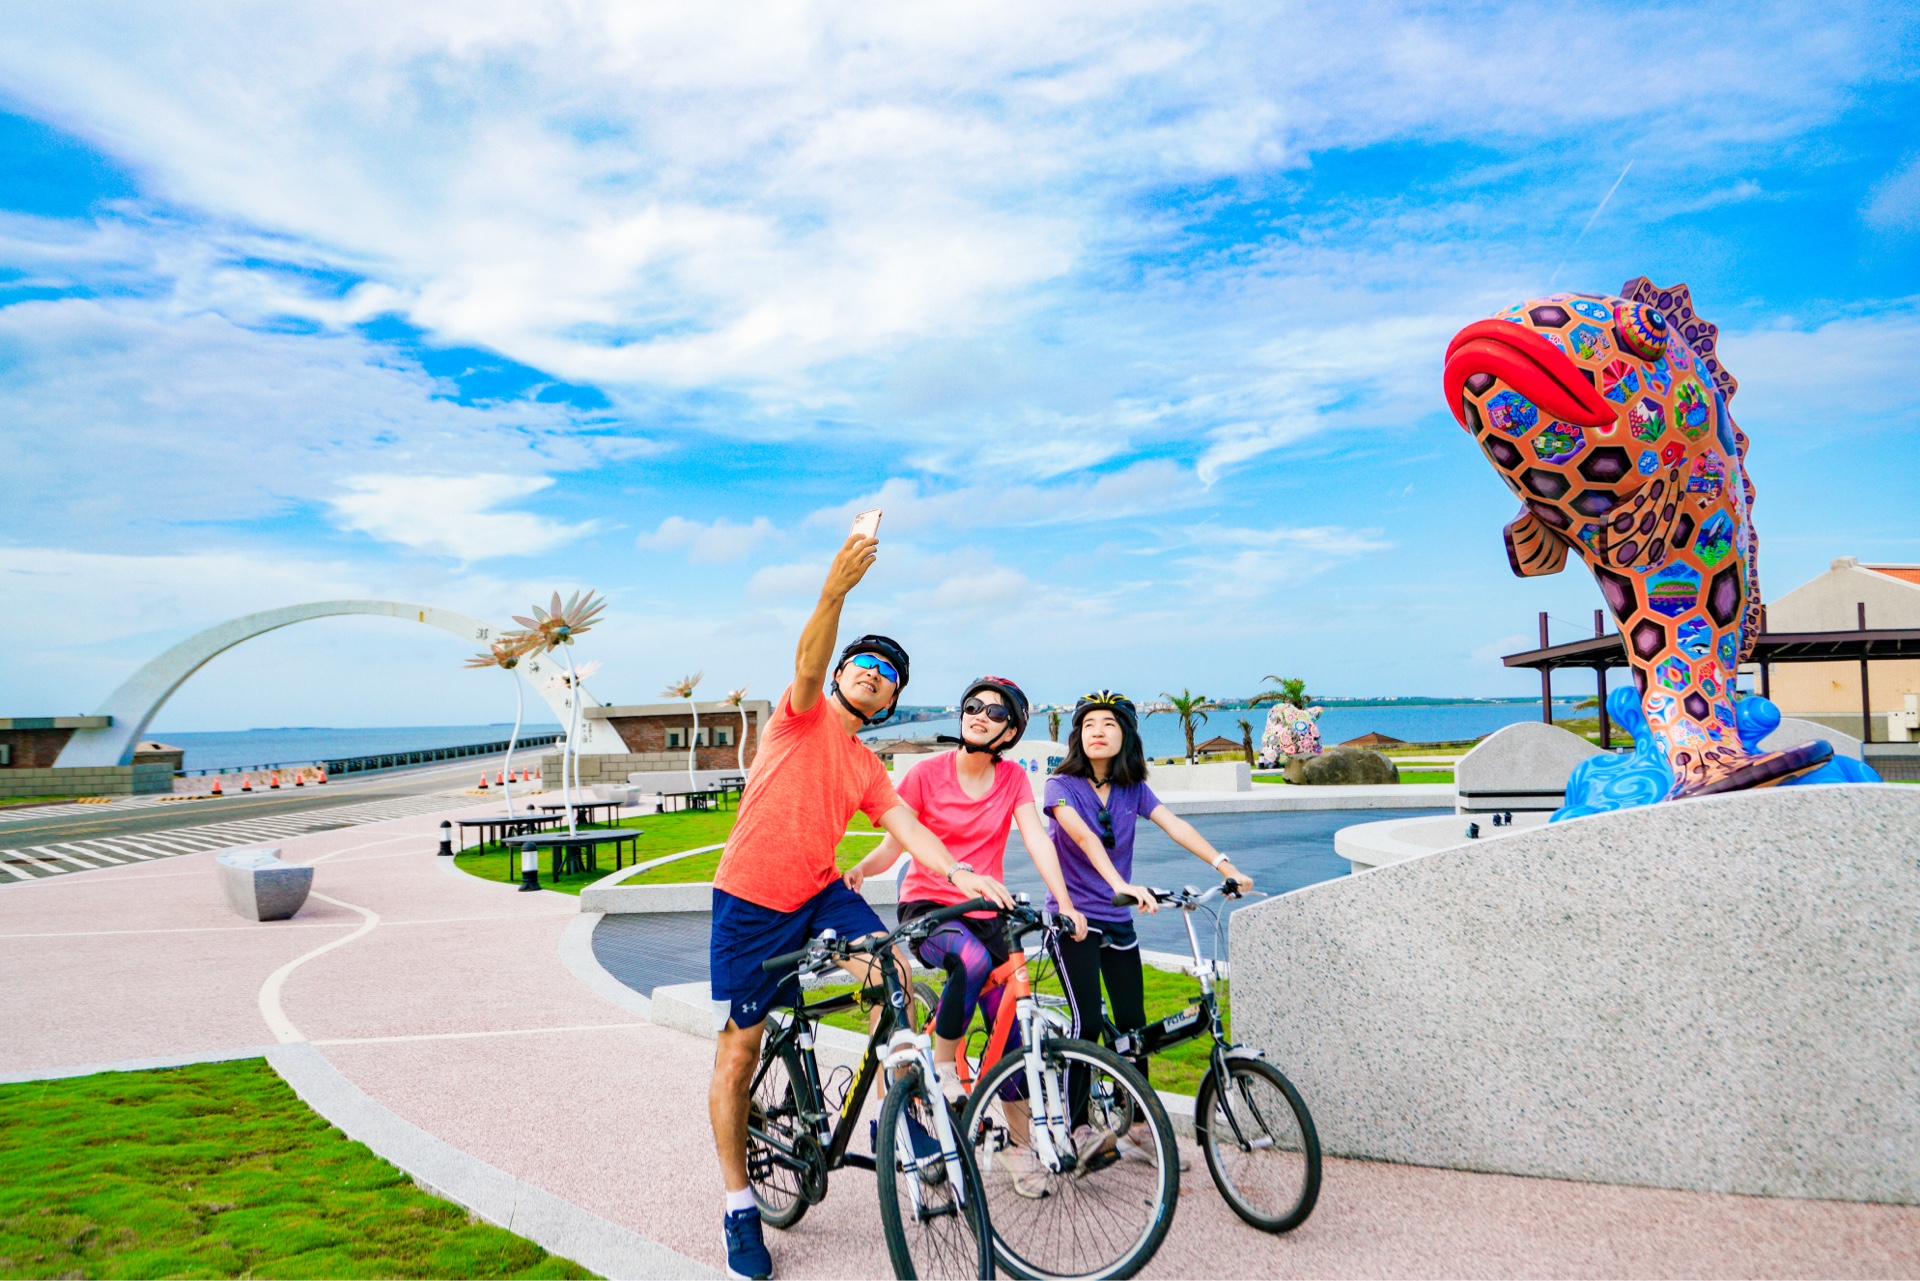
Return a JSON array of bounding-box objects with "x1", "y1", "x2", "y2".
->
[{"x1": 725, "y1": 1187, "x2": 755, "y2": 1213}]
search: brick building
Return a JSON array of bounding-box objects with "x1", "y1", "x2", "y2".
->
[
  {"x1": 543, "y1": 698, "x2": 773, "y2": 788},
  {"x1": 0, "y1": 716, "x2": 179, "y2": 799}
]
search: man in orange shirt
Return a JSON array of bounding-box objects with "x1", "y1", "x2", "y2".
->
[{"x1": 708, "y1": 531, "x2": 1012, "y2": 1280}]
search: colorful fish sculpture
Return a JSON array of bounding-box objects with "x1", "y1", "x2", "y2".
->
[{"x1": 1443, "y1": 279, "x2": 1832, "y2": 800}]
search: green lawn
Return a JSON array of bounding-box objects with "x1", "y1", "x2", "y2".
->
[
  {"x1": 0, "y1": 1059, "x2": 590, "y2": 1280},
  {"x1": 0, "y1": 796, "x2": 73, "y2": 809},
  {"x1": 808, "y1": 959, "x2": 1227, "y2": 1097},
  {"x1": 1399, "y1": 770, "x2": 1455, "y2": 784},
  {"x1": 452, "y1": 809, "x2": 887, "y2": 892}
]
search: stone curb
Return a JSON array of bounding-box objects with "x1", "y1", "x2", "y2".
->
[
  {"x1": 0, "y1": 1044, "x2": 282, "y2": 1085},
  {"x1": 267, "y1": 1042, "x2": 715, "y2": 1280}
]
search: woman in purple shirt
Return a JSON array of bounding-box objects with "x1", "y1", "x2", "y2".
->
[{"x1": 1044, "y1": 691, "x2": 1251, "y2": 1162}]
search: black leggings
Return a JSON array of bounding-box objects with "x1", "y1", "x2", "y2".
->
[{"x1": 1048, "y1": 929, "x2": 1149, "y2": 1085}]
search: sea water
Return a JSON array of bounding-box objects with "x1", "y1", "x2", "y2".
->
[
  {"x1": 863, "y1": 701, "x2": 1588, "y2": 757},
  {"x1": 148, "y1": 723, "x2": 565, "y2": 773}
]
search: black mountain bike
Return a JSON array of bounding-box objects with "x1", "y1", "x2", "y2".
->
[
  {"x1": 748, "y1": 898, "x2": 997, "y2": 1279},
  {"x1": 1094, "y1": 880, "x2": 1321, "y2": 1233}
]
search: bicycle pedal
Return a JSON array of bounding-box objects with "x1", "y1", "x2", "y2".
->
[{"x1": 1078, "y1": 1148, "x2": 1123, "y2": 1175}]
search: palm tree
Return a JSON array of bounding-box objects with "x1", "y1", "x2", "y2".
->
[
  {"x1": 723, "y1": 685, "x2": 751, "y2": 773},
  {"x1": 662, "y1": 672, "x2": 705, "y2": 789},
  {"x1": 1250, "y1": 675, "x2": 1310, "y2": 709},
  {"x1": 512, "y1": 590, "x2": 607, "y2": 838},
  {"x1": 1047, "y1": 708, "x2": 1062, "y2": 743},
  {"x1": 463, "y1": 633, "x2": 538, "y2": 818},
  {"x1": 1237, "y1": 716, "x2": 1256, "y2": 766},
  {"x1": 1151, "y1": 688, "x2": 1218, "y2": 763}
]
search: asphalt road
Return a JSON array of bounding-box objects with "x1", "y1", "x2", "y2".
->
[{"x1": 0, "y1": 753, "x2": 522, "y2": 846}]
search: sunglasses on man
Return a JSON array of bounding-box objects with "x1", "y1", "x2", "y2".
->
[
  {"x1": 846, "y1": 652, "x2": 900, "y2": 684},
  {"x1": 962, "y1": 697, "x2": 1011, "y2": 723},
  {"x1": 1096, "y1": 805, "x2": 1115, "y2": 848}
]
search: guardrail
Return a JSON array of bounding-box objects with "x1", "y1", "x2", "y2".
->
[{"x1": 181, "y1": 732, "x2": 564, "y2": 778}]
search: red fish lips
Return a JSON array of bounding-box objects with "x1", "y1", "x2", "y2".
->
[{"x1": 1444, "y1": 319, "x2": 1615, "y2": 431}]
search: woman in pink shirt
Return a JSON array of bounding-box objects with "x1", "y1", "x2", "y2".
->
[{"x1": 844, "y1": 677, "x2": 1088, "y2": 1092}]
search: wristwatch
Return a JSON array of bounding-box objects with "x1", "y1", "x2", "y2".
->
[{"x1": 945, "y1": 861, "x2": 976, "y2": 885}]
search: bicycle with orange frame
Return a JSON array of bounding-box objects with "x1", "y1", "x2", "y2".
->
[{"x1": 930, "y1": 895, "x2": 1180, "y2": 1281}]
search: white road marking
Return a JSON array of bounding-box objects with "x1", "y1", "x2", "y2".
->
[
  {"x1": 53, "y1": 843, "x2": 126, "y2": 864},
  {"x1": 258, "y1": 891, "x2": 381, "y2": 1043},
  {"x1": 0, "y1": 850, "x2": 62, "y2": 875},
  {"x1": 310, "y1": 1022, "x2": 648, "y2": 1046},
  {"x1": 29, "y1": 846, "x2": 103, "y2": 869}
]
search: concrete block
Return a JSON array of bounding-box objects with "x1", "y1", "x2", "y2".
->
[
  {"x1": 1761, "y1": 716, "x2": 1863, "y2": 760},
  {"x1": 215, "y1": 847, "x2": 313, "y2": 921},
  {"x1": 1455, "y1": 721, "x2": 1601, "y2": 812},
  {"x1": 1144, "y1": 761, "x2": 1251, "y2": 793},
  {"x1": 1233, "y1": 784, "x2": 1920, "y2": 1202}
]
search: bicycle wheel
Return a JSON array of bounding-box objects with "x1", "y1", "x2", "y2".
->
[
  {"x1": 876, "y1": 1064, "x2": 994, "y2": 1279},
  {"x1": 961, "y1": 1037, "x2": 1177, "y2": 1280},
  {"x1": 748, "y1": 1044, "x2": 817, "y2": 1229},
  {"x1": 1194, "y1": 1056, "x2": 1320, "y2": 1233}
]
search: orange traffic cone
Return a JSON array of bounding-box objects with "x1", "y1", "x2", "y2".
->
[
  {"x1": 241, "y1": 775, "x2": 253, "y2": 792},
  {"x1": 269, "y1": 773, "x2": 280, "y2": 790},
  {"x1": 478, "y1": 773, "x2": 489, "y2": 789},
  {"x1": 496, "y1": 769, "x2": 504, "y2": 785},
  {"x1": 210, "y1": 777, "x2": 223, "y2": 796},
  {"x1": 316, "y1": 767, "x2": 327, "y2": 784}
]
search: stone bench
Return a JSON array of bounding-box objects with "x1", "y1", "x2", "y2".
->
[{"x1": 215, "y1": 846, "x2": 313, "y2": 921}]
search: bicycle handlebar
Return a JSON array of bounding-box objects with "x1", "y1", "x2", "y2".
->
[
  {"x1": 758, "y1": 896, "x2": 998, "y2": 975},
  {"x1": 1109, "y1": 877, "x2": 1250, "y2": 910}
]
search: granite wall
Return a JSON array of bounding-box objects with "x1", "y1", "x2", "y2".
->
[{"x1": 1231, "y1": 784, "x2": 1919, "y2": 1203}]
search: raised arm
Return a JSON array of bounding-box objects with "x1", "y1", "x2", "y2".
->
[
  {"x1": 1147, "y1": 804, "x2": 1251, "y2": 889},
  {"x1": 792, "y1": 534, "x2": 878, "y2": 714}
]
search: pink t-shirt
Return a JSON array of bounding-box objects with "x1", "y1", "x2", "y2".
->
[{"x1": 896, "y1": 753, "x2": 1031, "y2": 916}]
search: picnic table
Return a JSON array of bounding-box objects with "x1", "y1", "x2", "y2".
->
[
  {"x1": 514, "y1": 827, "x2": 644, "y2": 882},
  {"x1": 659, "y1": 780, "x2": 745, "y2": 813},
  {"x1": 455, "y1": 812, "x2": 562, "y2": 853},
  {"x1": 534, "y1": 799, "x2": 626, "y2": 827}
]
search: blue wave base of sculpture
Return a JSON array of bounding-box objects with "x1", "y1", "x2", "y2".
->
[{"x1": 1557, "y1": 688, "x2": 1880, "y2": 821}]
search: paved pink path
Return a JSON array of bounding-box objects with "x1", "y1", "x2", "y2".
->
[{"x1": 2, "y1": 808, "x2": 1915, "y2": 1278}]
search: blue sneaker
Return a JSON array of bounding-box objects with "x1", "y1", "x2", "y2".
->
[{"x1": 723, "y1": 1206, "x2": 772, "y2": 1280}]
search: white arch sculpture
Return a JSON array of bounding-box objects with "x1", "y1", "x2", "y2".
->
[{"x1": 53, "y1": 600, "x2": 618, "y2": 768}]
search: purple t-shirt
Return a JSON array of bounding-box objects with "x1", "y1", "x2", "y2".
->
[{"x1": 1043, "y1": 774, "x2": 1161, "y2": 925}]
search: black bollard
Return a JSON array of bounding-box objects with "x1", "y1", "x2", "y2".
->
[
  {"x1": 518, "y1": 840, "x2": 541, "y2": 892},
  {"x1": 437, "y1": 821, "x2": 454, "y2": 856},
  {"x1": 1467, "y1": 822, "x2": 1481, "y2": 839}
]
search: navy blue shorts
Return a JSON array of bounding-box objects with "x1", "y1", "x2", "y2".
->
[{"x1": 709, "y1": 879, "x2": 885, "y2": 1031}]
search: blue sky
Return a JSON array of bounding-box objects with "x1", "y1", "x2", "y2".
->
[{"x1": 3, "y1": 1, "x2": 1917, "y2": 730}]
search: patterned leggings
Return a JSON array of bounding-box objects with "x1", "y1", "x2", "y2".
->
[{"x1": 916, "y1": 920, "x2": 1011, "y2": 1041}]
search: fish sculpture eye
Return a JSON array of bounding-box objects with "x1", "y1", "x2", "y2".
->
[{"x1": 1614, "y1": 301, "x2": 1668, "y2": 361}]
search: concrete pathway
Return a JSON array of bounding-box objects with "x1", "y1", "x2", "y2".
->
[{"x1": 1, "y1": 806, "x2": 1915, "y2": 1279}]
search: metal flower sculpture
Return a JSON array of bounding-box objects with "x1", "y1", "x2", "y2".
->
[
  {"x1": 662, "y1": 672, "x2": 705, "y2": 789},
  {"x1": 464, "y1": 632, "x2": 539, "y2": 818},
  {"x1": 512, "y1": 590, "x2": 607, "y2": 838},
  {"x1": 723, "y1": 685, "x2": 750, "y2": 774}
]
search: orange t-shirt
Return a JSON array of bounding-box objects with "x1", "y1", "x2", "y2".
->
[{"x1": 712, "y1": 686, "x2": 902, "y2": 912}]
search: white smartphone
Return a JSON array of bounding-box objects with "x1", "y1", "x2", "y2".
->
[{"x1": 850, "y1": 508, "x2": 882, "y2": 540}]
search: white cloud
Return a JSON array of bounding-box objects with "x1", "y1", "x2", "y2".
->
[
  {"x1": 746, "y1": 560, "x2": 830, "y2": 601},
  {"x1": 806, "y1": 461, "x2": 1204, "y2": 534},
  {"x1": 0, "y1": 297, "x2": 624, "y2": 539},
  {"x1": 1863, "y1": 155, "x2": 1920, "y2": 234},
  {"x1": 0, "y1": 1, "x2": 1894, "y2": 405},
  {"x1": 328, "y1": 474, "x2": 597, "y2": 559},
  {"x1": 638, "y1": 515, "x2": 780, "y2": 563}
]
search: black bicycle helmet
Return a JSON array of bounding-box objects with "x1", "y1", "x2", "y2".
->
[
  {"x1": 833, "y1": 633, "x2": 910, "y2": 725},
  {"x1": 1071, "y1": 689, "x2": 1138, "y2": 735},
  {"x1": 958, "y1": 675, "x2": 1029, "y2": 757}
]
